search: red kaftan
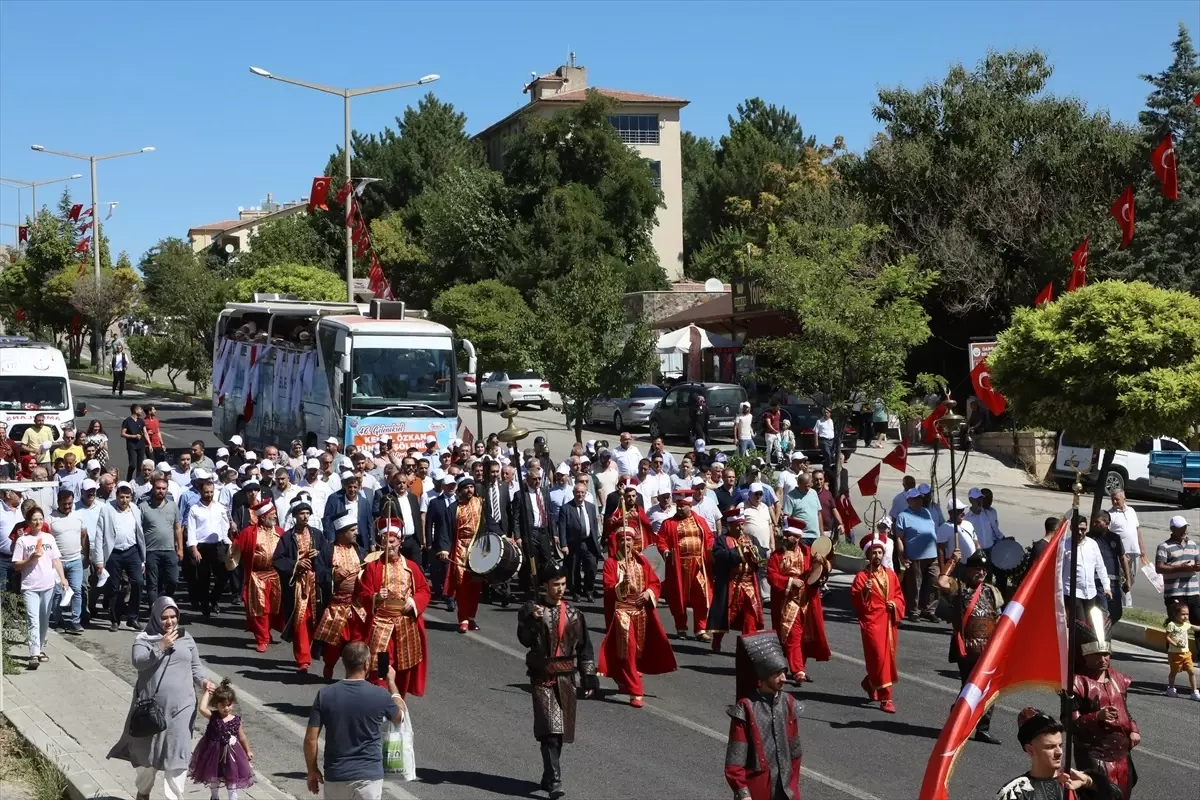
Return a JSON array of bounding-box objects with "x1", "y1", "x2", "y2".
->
[
  {"x1": 657, "y1": 514, "x2": 714, "y2": 634},
  {"x1": 233, "y1": 524, "x2": 284, "y2": 648},
  {"x1": 849, "y1": 566, "x2": 905, "y2": 700},
  {"x1": 766, "y1": 546, "x2": 831, "y2": 677},
  {"x1": 597, "y1": 555, "x2": 677, "y2": 696},
  {"x1": 356, "y1": 557, "x2": 431, "y2": 698}
]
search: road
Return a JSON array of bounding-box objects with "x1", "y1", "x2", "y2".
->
[{"x1": 70, "y1": 379, "x2": 1199, "y2": 800}]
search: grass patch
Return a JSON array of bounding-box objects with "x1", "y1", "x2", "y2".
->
[
  {"x1": 0, "y1": 721, "x2": 69, "y2": 800},
  {"x1": 834, "y1": 540, "x2": 864, "y2": 557},
  {"x1": 2, "y1": 590, "x2": 29, "y2": 675},
  {"x1": 1123, "y1": 606, "x2": 1170, "y2": 629}
]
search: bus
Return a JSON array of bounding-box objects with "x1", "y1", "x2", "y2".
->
[
  {"x1": 0, "y1": 337, "x2": 86, "y2": 441},
  {"x1": 211, "y1": 298, "x2": 474, "y2": 452}
]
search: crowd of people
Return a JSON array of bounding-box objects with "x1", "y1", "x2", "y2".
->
[{"x1": 2, "y1": 412, "x2": 1197, "y2": 800}]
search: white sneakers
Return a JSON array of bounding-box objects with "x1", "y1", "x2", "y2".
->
[{"x1": 1164, "y1": 685, "x2": 1200, "y2": 700}]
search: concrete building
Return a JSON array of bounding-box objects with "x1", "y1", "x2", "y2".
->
[
  {"x1": 187, "y1": 192, "x2": 306, "y2": 254},
  {"x1": 474, "y1": 56, "x2": 688, "y2": 281}
]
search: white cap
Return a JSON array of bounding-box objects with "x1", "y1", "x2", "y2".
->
[
  {"x1": 216, "y1": 447, "x2": 230, "y2": 457},
  {"x1": 691, "y1": 476, "x2": 706, "y2": 487},
  {"x1": 749, "y1": 482, "x2": 765, "y2": 494},
  {"x1": 555, "y1": 462, "x2": 571, "y2": 476},
  {"x1": 340, "y1": 470, "x2": 356, "y2": 480},
  {"x1": 440, "y1": 474, "x2": 457, "y2": 486},
  {"x1": 241, "y1": 476, "x2": 261, "y2": 488},
  {"x1": 1170, "y1": 515, "x2": 1189, "y2": 529},
  {"x1": 191, "y1": 469, "x2": 212, "y2": 482},
  {"x1": 81, "y1": 478, "x2": 99, "y2": 491},
  {"x1": 229, "y1": 435, "x2": 243, "y2": 446},
  {"x1": 86, "y1": 459, "x2": 101, "y2": 471},
  {"x1": 244, "y1": 451, "x2": 258, "y2": 462},
  {"x1": 306, "y1": 458, "x2": 320, "y2": 470},
  {"x1": 215, "y1": 460, "x2": 228, "y2": 470},
  {"x1": 325, "y1": 436, "x2": 340, "y2": 445},
  {"x1": 967, "y1": 487, "x2": 983, "y2": 500},
  {"x1": 579, "y1": 454, "x2": 590, "y2": 464},
  {"x1": 156, "y1": 461, "x2": 171, "y2": 472},
  {"x1": 426, "y1": 435, "x2": 437, "y2": 444},
  {"x1": 334, "y1": 512, "x2": 357, "y2": 531},
  {"x1": 947, "y1": 498, "x2": 969, "y2": 511},
  {"x1": 141, "y1": 458, "x2": 156, "y2": 469},
  {"x1": 877, "y1": 516, "x2": 893, "y2": 529},
  {"x1": 259, "y1": 459, "x2": 275, "y2": 471},
  {"x1": 116, "y1": 481, "x2": 133, "y2": 493},
  {"x1": 790, "y1": 452, "x2": 808, "y2": 462},
  {"x1": 305, "y1": 447, "x2": 320, "y2": 458},
  {"x1": 694, "y1": 439, "x2": 706, "y2": 451}
]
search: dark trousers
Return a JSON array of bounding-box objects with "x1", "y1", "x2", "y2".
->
[
  {"x1": 689, "y1": 415, "x2": 707, "y2": 442},
  {"x1": 539, "y1": 734, "x2": 563, "y2": 789},
  {"x1": 105, "y1": 546, "x2": 144, "y2": 624},
  {"x1": 903, "y1": 557, "x2": 939, "y2": 618},
  {"x1": 429, "y1": 550, "x2": 448, "y2": 599},
  {"x1": 125, "y1": 445, "x2": 145, "y2": 481},
  {"x1": 144, "y1": 550, "x2": 179, "y2": 608},
  {"x1": 957, "y1": 657, "x2": 993, "y2": 734},
  {"x1": 192, "y1": 542, "x2": 230, "y2": 613},
  {"x1": 517, "y1": 529, "x2": 555, "y2": 598},
  {"x1": 565, "y1": 541, "x2": 597, "y2": 597},
  {"x1": 1105, "y1": 577, "x2": 1124, "y2": 625},
  {"x1": 112, "y1": 370, "x2": 126, "y2": 395},
  {"x1": 819, "y1": 438, "x2": 838, "y2": 491}
]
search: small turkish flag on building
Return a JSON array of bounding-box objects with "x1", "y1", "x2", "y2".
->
[
  {"x1": 1152, "y1": 133, "x2": 1178, "y2": 201},
  {"x1": 74, "y1": 237, "x2": 90, "y2": 253},
  {"x1": 970, "y1": 358, "x2": 1007, "y2": 416},
  {"x1": 67, "y1": 204, "x2": 82, "y2": 221},
  {"x1": 1110, "y1": 186, "x2": 1135, "y2": 250},
  {"x1": 308, "y1": 177, "x2": 331, "y2": 212},
  {"x1": 857, "y1": 463, "x2": 881, "y2": 497},
  {"x1": 881, "y1": 441, "x2": 908, "y2": 473},
  {"x1": 18, "y1": 225, "x2": 27, "y2": 243},
  {"x1": 1067, "y1": 237, "x2": 1088, "y2": 292},
  {"x1": 835, "y1": 494, "x2": 862, "y2": 531},
  {"x1": 1034, "y1": 282, "x2": 1053, "y2": 307}
]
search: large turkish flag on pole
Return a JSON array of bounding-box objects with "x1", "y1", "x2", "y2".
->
[
  {"x1": 1152, "y1": 134, "x2": 1178, "y2": 201},
  {"x1": 1110, "y1": 187, "x2": 1135, "y2": 250}
]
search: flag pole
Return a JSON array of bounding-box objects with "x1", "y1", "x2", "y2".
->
[{"x1": 1061, "y1": 469, "x2": 1083, "y2": 791}]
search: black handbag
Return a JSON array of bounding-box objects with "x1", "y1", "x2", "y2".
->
[{"x1": 129, "y1": 651, "x2": 170, "y2": 737}]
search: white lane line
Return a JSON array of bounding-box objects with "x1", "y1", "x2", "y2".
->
[{"x1": 426, "y1": 609, "x2": 882, "y2": 800}]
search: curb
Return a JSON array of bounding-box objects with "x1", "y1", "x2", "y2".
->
[{"x1": 70, "y1": 370, "x2": 212, "y2": 409}]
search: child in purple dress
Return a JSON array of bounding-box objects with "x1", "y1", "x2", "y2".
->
[{"x1": 188, "y1": 679, "x2": 255, "y2": 799}]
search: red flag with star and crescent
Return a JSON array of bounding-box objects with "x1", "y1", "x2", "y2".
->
[
  {"x1": 1110, "y1": 186, "x2": 1135, "y2": 250},
  {"x1": 881, "y1": 442, "x2": 908, "y2": 473},
  {"x1": 857, "y1": 463, "x2": 881, "y2": 497},
  {"x1": 67, "y1": 204, "x2": 82, "y2": 222},
  {"x1": 1152, "y1": 134, "x2": 1178, "y2": 201},
  {"x1": 918, "y1": 518, "x2": 1070, "y2": 800},
  {"x1": 834, "y1": 494, "x2": 861, "y2": 531},
  {"x1": 308, "y1": 177, "x2": 331, "y2": 212},
  {"x1": 970, "y1": 358, "x2": 1007, "y2": 416},
  {"x1": 1034, "y1": 282, "x2": 1053, "y2": 308},
  {"x1": 334, "y1": 181, "x2": 352, "y2": 206},
  {"x1": 919, "y1": 403, "x2": 950, "y2": 447},
  {"x1": 18, "y1": 225, "x2": 28, "y2": 243},
  {"x1": 1066, "y1": 237, "x2": 1088, "y2": 293}
]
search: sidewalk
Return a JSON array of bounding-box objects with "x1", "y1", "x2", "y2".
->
[{"x1": 1, "y1": 635, "x2": 292, "y2": 800}]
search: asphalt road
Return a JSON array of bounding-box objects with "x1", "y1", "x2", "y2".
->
[{"x1": 70, "y1": 380, "x2": 1200, "y2": 800}]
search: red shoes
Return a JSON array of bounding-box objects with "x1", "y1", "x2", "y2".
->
[
  {"x1": 880, "y1": 701, "x2": 897, "y2": 714},
  {"x1": 630, "y1": 696, "x2": 644, "y2": 708}
]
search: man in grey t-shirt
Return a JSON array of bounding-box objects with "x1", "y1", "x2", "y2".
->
[
  {"x1": 138, "y1": 475, "x2": 182, "y2": 606},
  {"x1": 306, "y1": 641, "x2": 404, "y2": 800}
]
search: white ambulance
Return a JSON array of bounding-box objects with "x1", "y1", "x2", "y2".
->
[{"x1": 0, "y1": 337, "x2": 85, "y2": 443}]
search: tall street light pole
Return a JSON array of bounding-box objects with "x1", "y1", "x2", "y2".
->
[
  {"x1": 249, "y1": 66, "x2": 439, "y2": 303},
  {"x1": 30, "y1": 144, "x2": 154, "y2": 367},
  {"x1": 0, "y1": 173, "x2": 83, "y2": 228}
]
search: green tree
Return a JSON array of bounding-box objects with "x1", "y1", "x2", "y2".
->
[
  {"x1": 232, "y1": 213, "x2": 337, "y2": 277},
  {"x1": 236, "y1": 263, "x2": 346, "y2": 301},
  {"x1": 680, "y1": 131, "x2": 717, "y2": 266},
  {"x1": 1102, "y1": 24, "x2": 1200, "y2": 293},
  {"x1": 534, "y1": 262, "x2": 656, "y2": 442},
  {"x1": 989, "y1": 281, "x2": 1200, "y2": 515},
  {"x1": 744, "y1": 223, "x2": 935, "y2": 446},
  {"x1": 137, "y1": 238, "x2": 234, "y2": 358},
  {"x1": 125, "y1": 333, "x2": 171, "y2": 383},
  {"x1": 369, "y1": 211, "x2": 430, "y2": 303},
  {"x1": 430, "y1": 280, "x2": 535, "y2": 373}
]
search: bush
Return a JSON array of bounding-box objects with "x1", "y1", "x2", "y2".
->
[{"x1": 124, "y1": 333, "x2": 170, "y2": 382}]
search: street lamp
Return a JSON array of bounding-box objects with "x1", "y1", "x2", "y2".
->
[
  {"x1": 0, "y1": 173, "x2": 83, "y2": 229},
  {"x1": 248, "y1": 66, "x2": 439, "y2": 302},
  {"x1": 30, "y1": 143, "x2": 154, "y2": 367}
]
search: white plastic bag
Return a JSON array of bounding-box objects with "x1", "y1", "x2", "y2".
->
[
  {"x1": 1140, "y1": 563, "x2": 1165, "y2": 595},
  {"x1": 383, "y1": 703, "x2": 416, "y2": 781}
]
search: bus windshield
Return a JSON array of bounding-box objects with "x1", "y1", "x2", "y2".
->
[
  {"x1": 0, "y1": 376, "x2": 69, "y2": 410},
  {"x1": 350, "y1": 344, "x2": 454, "y2": 411}
]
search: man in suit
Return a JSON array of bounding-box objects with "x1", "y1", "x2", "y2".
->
[
  {"x1": 425, "y1": 474, "x2": 458, "y2": 607},
  {"x1": 373, "y1": 469, "x2": 423, "y2": 562},
  {"x1": 480, "y1": 458, "x2": 515, "y2": 605},
  {"x1": 557, "y1": 478, "x2": 601, "y2": 601},
  {"x1": 321, "y1": 471, "x2": 372, "y2": 557},
  {"x1": 513, "y1": 463, "x2": 557, "y2": 600}
]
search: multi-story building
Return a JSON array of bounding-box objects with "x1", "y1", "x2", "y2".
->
[
  {"x1": 187, "y1": 192, "x2": 305, "y2": 254},
  {"x1": 474, "y1": 56, "x2": 688, "y2": 281}
]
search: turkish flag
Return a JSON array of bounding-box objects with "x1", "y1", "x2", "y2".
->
[
  {"x1": 1152, "y1": 134, "x2": 1178, "y2": 201},
  {"x1": 334, "y1": 181, "x2": 352, "y2": 206},
  {"x1": 919, "y1": 403, "x2": 949, "y2": 447},
  {"x1": 857, "y1": 463, "x2": 881, "y2": 497},
  {"x1": 70, "y1": 313, "x2": 82, "y2": 336},
  {"x1": 835, "y1": 494, "x2": 862, "y2": 531},
  {"x1": 1194, "y1": 91, "x2": 1199, "y2": 107},
  {"x1": 67, "y1": 204, "x2": 82, "y2": 221},
  {"x1": 18, "y1": 225, "x2": 27, "y2": 243},
  {"x1": 881, "y1": 441, "x2": 908, "y2": 473},
  {"x1": 308, "y1": 177, "x2": 331, "y2": 212},
  {"x1": 918, "y1": 518, "x2": 1070, "y2": 800},
  {"x1": 1110, "y1": 186, "x2": 1135, "y2": 250},
  {"x1": 74, "y1": 237, "x2": 90, "y2": 254},
  {"x1": 1066, "y1": 237, "x2": 1088, "y2": 293},
  {"x1": 1034, "y1": 282, "x2": 1053, "y2": 308},
  {"x1": 352, "y1": 215, "x2": 368, "y2": 245},
  {"x1": 80, "y1": 207, "x2": 93, "y2": 217},
  {"x1": 14, "y1": 306, "x2": 26, "y2": 322},
  {"x1": 970, "y1": 358, "x2": 1007, "y2": 416}
]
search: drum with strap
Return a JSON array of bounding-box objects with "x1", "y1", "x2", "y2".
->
[
  {"x1": 468, "y1": 533, "x2": 524, "y2": 585},
  {"x1": 990, "y1": 538, "x2": 1025, "y2": 576},
  {"x1": 641, "y1": 545, "x2": 667, "y2": 581}
]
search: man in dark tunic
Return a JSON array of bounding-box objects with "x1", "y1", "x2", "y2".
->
[
  {"x1": 937, "y1": 549, "x2": 1003, "y2": 744},
  {"x1": 517, "y1": 562, "x2": 598, "y2": 799},
  {"x1": 995, "y1": 708, "x2": 1105, "y2": 800},
  {"x1": 1072, "y1": 608, "x2": 1140, "y2": 800}
]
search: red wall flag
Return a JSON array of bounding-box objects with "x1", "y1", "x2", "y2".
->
[
  {"x1": 918, "y1": 518, "x2": 1070, "y2": 800},
  {"x1": 1066, "y1": 237, "x2": 1088, "y2": 292},
  {"x1": 1034, "y1": 282, "x2": 1053, "y2": 307},
  {"x1": 970, "y1": 358, "x2": 1007, "y2": 416},
  {"x1": 67, "y1": 204, "x2": 82, "y2": 221},
  {"x1": 834, "y1": 494, "x2": 862, "y2": 531},
  {"x1": 308, "y1": 177, "x2": 331, "y2": 212},
  {"x1": 881, "y1": 441, "x2": 908, "y2": 473},
  {"x1": 18, "y1": 225, "x2": 28, "y2": 243},
  {"x1": 1151, "y1": 134, "x2": 1178, "y2": 201},
  {"x1": 1110, "y1": 186, "x2": 1135, "y2": 250},
  {"x1": 857, "y1": 463, "x2": 881, "y2": 497}
]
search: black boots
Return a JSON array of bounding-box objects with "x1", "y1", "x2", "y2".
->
[{"x1": 539, "y1": 736, "x2": 564, "y2": 798}]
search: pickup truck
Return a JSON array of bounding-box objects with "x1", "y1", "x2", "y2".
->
[{"x1": 1149, "y1": 450, "x2": 1200, "y2": 508}]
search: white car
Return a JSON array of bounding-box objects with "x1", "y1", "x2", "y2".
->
[
  {"x1": 480, "y1": 370, "x2": 552, "y2": 410},
  {"x1": 1053, "y1": 432, "x2": 1190, "y2": 498},
  {"x1": 457, "y1": 371, "x2": 487, "y2": 401}
]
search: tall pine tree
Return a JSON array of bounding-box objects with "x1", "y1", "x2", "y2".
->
[{"x1": 1103, "y1": 23, "x2": 1200, "y2": 292}]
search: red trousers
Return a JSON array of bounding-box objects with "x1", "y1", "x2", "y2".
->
[
  {"x1": 608, "y1": 629, "x2": 645, "y2": 697},
  {"x1": 670, "y1": 579, "x2": 710, "y2": 634},
  {"x1": 322, "y1": 641, "x2": 346, "y2": 680},
  {"x1": 454, "y1": 577, "x2": 482, "y2": 623},
  {"x1": 245, "y1": 610, "x2": 284, "y2": 648},
  {"x1": 292, "y1": 611, "x2": 313, "y2": 669}
]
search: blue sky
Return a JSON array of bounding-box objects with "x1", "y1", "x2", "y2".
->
[{"x1": 1, "y1": 0, "x2": 1195, "y2": 262}]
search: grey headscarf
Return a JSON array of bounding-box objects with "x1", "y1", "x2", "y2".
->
[{"x1": 139, "y1": 596, "x2": 180, "y2": 639}]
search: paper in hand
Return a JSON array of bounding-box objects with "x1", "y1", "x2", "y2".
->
[{"x1": 95, "y1": 570, "x2": 109, "y2": 588}]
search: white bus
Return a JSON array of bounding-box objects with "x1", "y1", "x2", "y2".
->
[
  {"x1": 211, "y1": 299, "x2": 474, "y2": 452},
  {"x1": 0, "y1": 337, "x2": 86, "y2": 441}
]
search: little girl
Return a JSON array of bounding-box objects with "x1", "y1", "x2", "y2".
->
[
  {"x1": 188, "y1": 679, "x2": 256, "y2": 799},
  {"x1": 1164, "y1": 602, "x2": 1199, "y2": 700}
]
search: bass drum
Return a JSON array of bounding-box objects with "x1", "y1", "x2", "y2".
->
[
  {"x1": 990, "y1": 538, "x2": 1026, "y2": 575},
  {"x1": 642, "y1": 546, "x2": 667, "y2": 581},
  {"x1": 468, "y1": 533, "x2": 524, "y2": 585}
]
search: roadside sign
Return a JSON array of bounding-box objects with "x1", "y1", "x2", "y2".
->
[{"x1": 968, "y1": 339, "x2": 997, "y2": 373}]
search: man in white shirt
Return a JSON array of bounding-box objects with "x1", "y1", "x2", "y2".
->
[
  {"x1": 92, "y1": 483, "x2": 145, "y2": 631},
  {"x1": 1062, "y1": 514, "x2": 1111, "y2": 609},
  {"x1": 814, "y1": 407, "x2": 837, "y2": 488},
  {"x1": 742, "y1": 484, "x2": 774, "y2": 599},
  {"x1": 935, "y1": 499, "x2": 977, "y2": 566},
  {"x1": 965, "y1": 488, "x2": 1005, "y2": 550},
  {"x1": 297, "y1": 459, "x2": 331, "y2": 534},
  {"x1": 612, "y1": 431, "x2": 643, "y2": 476},
  {"x1": 0, "y1": 487, "x2": 24, "y2": 580},
  {"x1": 691, "y1": 477, "x2": 721, "y2": 536},
  {"x1": 274, "y1": 466, "x2": 304, "y2": 530},
  {"x1": 55, "y1": 453, "x2": 87, "y2": 503},
  {"x1": 170, "y1": 452, "x2": 194, "y2": 488},
  {"x1": 775, "y1": 452, "x2": 808, "y2": 496},
  {"x1": 49, "y1": 488, "x2": 87, "y2": 634},
  {"x1": 132, "y1": 458, "x2": 156, "y2": 500},
  {"x1": 186, "y1": 475, "x2": 233, "y2": 617},
  {"x1": 647, "y1": 438, "x2": 678, "y2": 476},
  {"x1": 647, "y1": 488, "x2": 677, "y2": 533},
  {"x1": 1107, "y1": 491, "x2": 1146, "y2": 585},
  {"x1": 592, "y1": 450, "x2": 620, "y2": 511},
  {"x1": 325, "y1": 436, "x2": 351, "y2": 473}
]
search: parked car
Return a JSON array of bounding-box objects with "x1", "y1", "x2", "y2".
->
[
  {"x1": 456, "y1": 371, "x2": 488, "y2": 401},
  {"x1": 480, "y1": 370, "x2": 552, "y2": 410},
  {"x1": 1052, "y1": 431, "x2": 1191, "y2": 499},
  {"x1": 647, "y1": 382, "x2": 748, "y2": 442},
  {"x1": 753, "y1": 399, "x2": 858, "y2": 465},
  {"x1": 588, "y1": 385, "x2": 665, "y2": 430}
]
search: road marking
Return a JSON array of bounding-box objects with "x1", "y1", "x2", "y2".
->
[{"x1": 426, "y1": 610, "x2": 882, "y2": 800}]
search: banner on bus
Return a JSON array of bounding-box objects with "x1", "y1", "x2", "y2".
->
[{"x1": 345, "y1": 416, "x2": 456, "y2": 452}]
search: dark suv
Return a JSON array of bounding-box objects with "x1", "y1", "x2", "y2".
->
[{"x1": 647, "y1": 382, "x2": 748, "y2": 442}]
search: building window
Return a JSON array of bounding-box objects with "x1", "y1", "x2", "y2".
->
[
  {"x1": 648, "y1": 161, "x2": 662, "y2": 188},
  {"x1": 609, "y1": 114, "x2": 659, "y2": 145}
]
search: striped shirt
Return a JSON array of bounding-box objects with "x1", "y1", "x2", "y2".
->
[{"x1": 1155, "y1": 537, "x2": 1200, "y2": 598}]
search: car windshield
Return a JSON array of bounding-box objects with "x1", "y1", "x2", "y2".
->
[
  {"x1": 706, "y1": 388, "x2": 746, "y2": 408},
  {"x1": 350, "y1": 346, "x2": 453, "y2": 410},
  {"x1": 631, "y1": 386, "x2": 665, "y2": 399},
  {"x1": 0, "y1": 376, "x2": 68, "y2": 410}
]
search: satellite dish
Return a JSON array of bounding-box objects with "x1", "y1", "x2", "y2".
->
[
  {"x1": 224, "y1": 243, "x2": 235, "y2": 254},
  {"x1": 237, "y1": 206, "x2": 244, "y2": 212},
  {"x1": 703, "y1": 278, "x2": 724, "y2": 292}
]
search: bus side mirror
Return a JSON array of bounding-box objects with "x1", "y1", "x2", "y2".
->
[
  {"x1": 338, "y1": 353, "x2": 351, "y2": 373},
  {"x1": 76, "y1": 403, "x2": 88, "y2": 417}
]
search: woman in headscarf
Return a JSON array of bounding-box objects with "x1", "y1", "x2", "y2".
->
[{"x1": 109, "y1": 596, "x2": 215, "y2": 800}]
